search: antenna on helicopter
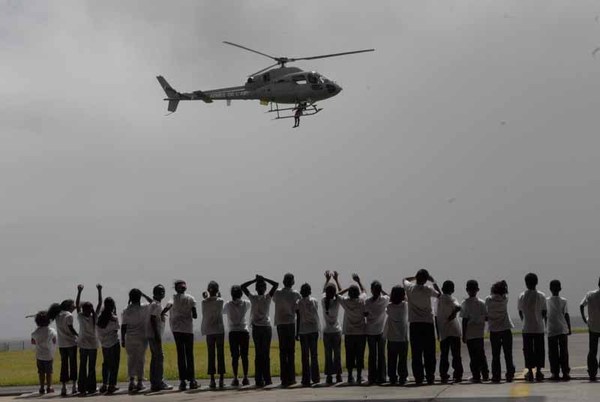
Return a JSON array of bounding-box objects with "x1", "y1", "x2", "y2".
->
[{"x1": 222, "y1": 41, "x2": 375, "y2": 77}]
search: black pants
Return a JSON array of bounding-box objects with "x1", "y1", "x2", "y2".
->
[
  {"x1": 588, "y1": 331, "x2": 600, "y2": 378},
  {"x1": 277, "y1": 324, "x2": 296, "y2": 384},
  {"x1": 440, "y1": 336, "x2": 463, "y2": 380},
  {"x1": 323, "y1": 332, "x2": 342, "y2": 376},
  {"x1": 548, "y1": 334, "x2": 569, "y2": 376},
  {"x1": 78, "y1": 348, "x2": 97, "y2": 393},
  {"x1": 409, "y1": 322, "x2": 436, "y2": 383},
  {"x1": 523, "y1": 333, "x2": 545, "y2": 370},
  {"x1": 59, "y1": 346, "x2": 77, "y2": 383},
  {"x1": 490, "y1": 330, "x2": 515, "y2": 380},
  {"x1": 367, "y1": 334, "x2": 386, "y2": 383},
  {"x1": 229, "y1": 331, "x2": 249, "y2": 377},
  {"x1": 206, "y1": 334, "x2": 225, "y2": 375},
  {"x1": 299, "y1": 332, "x2": 320, "y2": 384},
  {"x1": 101, "y1": 343, "x2": 120, "y2": 386},
  {"x1": 387, "y1": 340, "x2": 408, "y2": 383},
  {"x1": 344, "y1": 334, "x2": 366, "y2": 374},
  {"x1": 252, "y1": 325, "x2": 272, "y2": 385},
  {"x1": 466, "y1": 338, "x2": 489, "y2": 380},
  {"x1": 173, "y1": 332, "x2": 195, "y2": 381}
]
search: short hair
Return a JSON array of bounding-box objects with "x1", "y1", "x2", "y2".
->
[
  {"x1": 491, "y1": 280, "x2": 508, "y2": 296},
  {"x1": 466, "y1": 279, "x2": 479, "y2": 291},
  {"x1": 416, "y1": 269, "x2": 430, "y2": 284},
  {"x1": 348, "y1": 284, "x2": 360, "y2": 299},
  {"x1": 60, "y1": 299, "x2": 74, "y2": 311},
  {"x1": 300, "y1": 283, "x2": 311, "y2": 297},
  {"x1": 524, "y1": 273, "x2": 538, "y2": 289},
  {"x1": 231, "y1": 285, "x2": 242, "y2": 299},
  {"x1": 549, "y1": 279, "x2": 561, "y2": 291},
  {"x1": 442, "y1": 280, "x2": 455, "y2": 293},
  {"x1": 35, "y1": 311, "x2": 50, "y2": 327},
  {"x1": 208, "y1": 281, "x2": 219, "y2": 292},
  {"x1": 153, "y1": 284, "x2": 165, "y2": 297},
  {"x1": 129, "y1": 288, "x2": 142, "y2": 304},
  {"x1": 390, "y1": 285, "x2": 405, "y2": 304}
]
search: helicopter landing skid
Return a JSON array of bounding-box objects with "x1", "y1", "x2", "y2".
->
[{"x1": 267, "y1": 102, "x2": 322, "y2": 120}]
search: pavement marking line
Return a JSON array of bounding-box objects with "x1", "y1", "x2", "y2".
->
[{"x1": 510, "y1": 383, "x2": 530, "y2": 397}]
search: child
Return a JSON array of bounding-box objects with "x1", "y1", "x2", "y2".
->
[
  {"x1": 338, "y1": 274, "x2": 367, "y2": 384},
  {"x1": 461, "y1": 280, "x2": 489, "y2": 383},
  {"x1": 385, "y1": 285, "x2": 408, "y2": 385},
  {"x1": 485, "y1": 280, "x2": 515, "y2": 383},
  {"x1": 322, "y1": 271, "x2": 343, "y2": 384},
  {"x1": 436, "y1": 280, "x2": 463, "y2": 383},
  {"x1": 547, "y1": 280, "x2": 571, "y2": 381},
  {"x1": 75, "y1": 284, "x2": 99, "y2": 395},
  {"x1": 121, "y1": 288, "x2": 150, "y2": 392},
  {"x1": 53, "y1": 298, "x2": 78, "y2": 396},
  {"x1": 403, "y1": 269, "x2": 441, "y2": 385},
  {"x1": 273, "y1": 273, "x2": 301, "y2": 387},
  {"x1": 96, "y1": 285, "x2": 121, "y2": 394},
  {"x1": 201, "y1": 281, "x2": 226, "y2": 389},
  {"x1": 580, "y1": 276, "x2": 600, "y2": 381},
  {"x1": 31, "y1": 311, "x2": 57, "y2": 394},
  {"x1": 296, "y1": 283, "x2": 320, "y2": 386},
  {"x1": 241, "y1": 275, "x2": 278, "y2": 387},
  {"x1": 167, "y1": 280, "x2": 198, "y2": 390},
  {"x1": 364, "y1": 279, "x2": 389, "y2": 385},
  {"x1": 147, "y1": 284, "x2": 172, "y2": 392},
  {"x1": 518, "y1": 273, "x2": 547, "y2": 382},
  {"x1": 223, "y1": 285, "x2": 251, "y2": 386}
]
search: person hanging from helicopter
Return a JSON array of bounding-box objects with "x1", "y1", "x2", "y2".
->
[{"x1": 293, "y1": 102, "x2": 307, "y2": 128}]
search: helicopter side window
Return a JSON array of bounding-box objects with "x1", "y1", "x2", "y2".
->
[
  {"x1": 262, "y1": 73, "x2": 270, "y2": 83},
  {"x1": 292, "y1": 74, "x2": 307, "y2": 85},
  {"x1": 307, "y1": 73, "x2": 318, "y2": 84}
]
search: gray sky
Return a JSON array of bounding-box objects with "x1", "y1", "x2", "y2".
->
[{"x1": 2, "y1": 0, "x2": 600, "y2": 339}]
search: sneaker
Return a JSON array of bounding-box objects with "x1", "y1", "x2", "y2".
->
[
  {"x1": 99, "y1": 385, "x2": 108, "y2": 393},
  {"x1": 535, "y1": 370, "x2": 544, "y2": 382},
  {"x1": 128, "y1": 381, "x2": 136, "y2": 392},
  {"x1": 231, "y1": 378, "x2": 239, "y2": 387},
  {"x1": 178, "y1": 381, "x2": 187, "y2": 391},
  {"x1": 357, "y1": 376, "x2": 363, "y2": 385},
  {"x1": 398, "y1": 378, "x2": 406, "y2": 385},
  {"x1": 160, "y1": 382, "x2": 173, "y2": 391},
  {"x1": 264, "y1": 380, "x2": 273, "y2": 386},
  {"x1": 549, "y1": 374, "x2": 560, "y2": 382},
  {"x1": 242, "y1": 377, "x2": 250, "y2": 386},
  {"x1": 325, "y1": 375, "x2": 333, "y2": 385},
  {"x1": 301, "y1": 381, "x2": 311, "y2": 387},
  {"x1": 426, "y1": 378, "x2": 435, "y2": 385},
  {"x1": 71, "y1": 385, "x2": 78, "y2": 395},
  {"x1": 336, "y1": 374, "x2": 343, "y2": 383},
  {"x1": 46, "y1": 387, "x2": 54, "y2": 394},
  {"x1": 524, "y1": 371, "x2": 534, "y2": 382},
  {"x1": 562, "y1": 374, "x2": 571, "y2": 381},
  {"x1": 136, "y1": 381, "x2": 145, "y2": 392},
  {"x1": 482, "y1": 372, "x2": 490, "y2": 382},
  {"x1": 347, "y1": 375, "x2": 355, "y2": 384},
  {"x1": 189, "y1": 380, "x2": 199, "y2": 390},
  {"x1": 491, "y1": 377, "x2": 501, "y2": 383},
  {"x1": 255, "y1": 381, "x2": 265, "y2": 388},
  {"x1": 61, "y1": 385, "x2": 67, "y2": 397},
  {"x1": 107, "y1": 386, "x2": 119, "y2": 394},
  {"x1": 219, "y1": 378, "x2": 224, "y2": 388},
  {"x1": 506, "y1": 373, "x2": 514, "y2": 383},
  {"x1": 590, "y1": 375, "x2": 597, "y2": 382},
  {"x1": 453, "y1": 377, "x2": 462, "y2": 383},
  {"x1": 389, "y1": 378, "x2": 397, "y2": 385},
  {"x1": 469, "y1": 377, "x2": 482, "y2": 384},
  {"x1": 39, "y1": 387, "x2": 46, "y2": 395},
  {"x1": 209, "y1": 380, "x2": 216, "y2": 389},
  {"x1": 440, "y1": 376, "x2": 449, "y2": 384}
]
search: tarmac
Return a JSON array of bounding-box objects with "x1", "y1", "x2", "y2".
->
[{"x1": 1, "y1": 333, "x2": 598, "y2": 402}]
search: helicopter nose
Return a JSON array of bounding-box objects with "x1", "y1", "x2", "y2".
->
[{"x1": 337, "y1": 84, "x2": 343, "y2": 93}]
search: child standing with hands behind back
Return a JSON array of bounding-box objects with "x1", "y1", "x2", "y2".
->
[
  {"x1": 547, "y1": 280, "x2": 571, "y2": 381},
  {"x1": 461, "y1": 280, "x2": 489, "y2": 383},
  {"x1": 31, "y1": 311, "x2": 57, "y2": 395}
]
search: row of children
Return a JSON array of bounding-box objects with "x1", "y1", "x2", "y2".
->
[{"x1": 30, "y1": 269, "x2": 600, "y2": 396}]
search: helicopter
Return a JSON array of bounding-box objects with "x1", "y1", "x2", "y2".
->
[{"x1": 157, "y1": 41, "x2": 374, "y2": 120}]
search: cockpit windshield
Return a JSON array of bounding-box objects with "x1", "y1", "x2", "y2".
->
[{"x1": 314, "y1": 72, "x2": 330, "y2": 84}]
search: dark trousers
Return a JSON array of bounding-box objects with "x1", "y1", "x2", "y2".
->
[
  {"x1": 367, "y1": 334, "x2": 386, "y2": 383},
  {"x1": 229, "y1": 331, "x2": 249, "y2": 377},
  {"x1": 299, "y1": 332, "x2": 320, "y2": 384},
  {"x1": 466, "y1": 338, "x2": 489, "y2": 380},
  {"x1": 523, "y1": 333, "x2": 545, "y2": 370},
  {"x1": 344, "y1": 334, "x2": 366, "y2": 373},
  {"x1": 148, "y1": 338, "x2": 164, "y2": 387},
  {"x1": 548, "y1": 334, "x2": 569, "y2": 376},
  {"x1": 78, "y1": 348, "x2": 97, "y2": 393},
  {"x1": 490, "y1": 329, "x2": 515, "y2": 380},
  {"x1": 59, "y1": 346, "x2": 77, "y2": 383},
  {"x1": 323, "y1": 332, "x2": 342, "y2": 376},
  {"x1": 277, "y1": 324, "x2": 296, "y2": 384},
  {"x1": 252, "y1": 325, "x2": 272, "y2": 385},
  {"x1": 101, "y1": 343, "x2": 120, "y2": 386},
  {"x1": 387, "y1": 340, "x2": 408, "y2": 383},
  {"x1": 440, "y1": 336, "x2": 463, "y2": 380},
  {"x1": 206, "y1": 334, "x2": 225, "y2": 375},
  {"x1": 588, "y1": 331, "x2": 600, "y2": 378},
  {"x1": 173, "y1": 332, "x2": 195, "y2": 381},
  {"x1": 409, "y1": 322, "x2": 436, "y2": 383}
]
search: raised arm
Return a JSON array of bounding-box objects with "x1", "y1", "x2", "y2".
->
[
  {"x1": 323, "y1": 270, "x2": 332, "y2": 293},
  {"x1": 260, "y1": 275, "x2": 279, "y2": 297},
  {"x1": 352, "y1": 273, "x2": 365, "y2": 293},
  {"x1": 240, "y1": 278, "x2": 257, "y2": 297},
  {"x1": 428, "y1": 275, "x2": 441, "y2": 298},
  {"x1": 96, "y1": 284, "x2": 103, "y2": 316},
  {"x1": 333, "y1": 271, "x2": 342, "y2": 292},
  {"x1": 76, "y1": 284, "x2": 84, "y2": 313},
  {"x1": 141, "y1": 291, "x2": 153, "y2": 304}
]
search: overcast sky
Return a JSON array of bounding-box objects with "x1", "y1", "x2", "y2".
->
[{"x1": 2, "y1": 0, "x2": 600, "y2": 339}]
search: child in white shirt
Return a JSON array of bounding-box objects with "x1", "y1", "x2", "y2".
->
[
  {"x1": 121, "y1": 288, "x2": 150, "y2": 393},
  {"x1": 96, "y1": 285, "x2": 121, "y2": 394},
  {"x1": 338, "y1": 274, "x2": 367, "y2": 384},
  {"x1": 322, "y1": 271, "x2": 343, "y2": 384},
  {"x1": 580, "y1": 276, "x2": 600, "y2": 380},
  {"x1": 547, "y1": 280, "x2": 571, "y2": 381},
  {"x1": 296, "y1": 283, "x2": 321, "y2": 386},
  {"x1": 52, "y1": 298, "x2": 78, "y2": 396},
  {"x1": 201, "y1": 281, "x2": 225, "y2": 389},
  {"x1": 75, "y1": 285, "x2": 99, "y2": 395},
  {"x1": 485, "y1": 280, "x2": 515, "y2": 383},
  {"x1": 461, "y1": 280, "x2": 489, "y2": 383},
  {"x1": 31, "y1": 311, "x2": 57, "y2": 395},
  {"x1": 518, "y1": 273, "x2": 547, "y2": 382},
  {"x1": 223, "y1": 285, "x2": 251, "y2": 386},
  {"x1": 436, "y1": 281, "x2": 463, "y2": 383},
  {"x1": 364, "y1": 279, "x2": 389, "y2": 385},
  {"x1": 385, "y1": 286, "x2": 409, "y2": 385}
]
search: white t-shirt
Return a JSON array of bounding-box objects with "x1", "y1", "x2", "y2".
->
[
  {"x1": 461, "y1": 297, "x2": 487, "y2": 340},
  {"x1": 56, "y1": 311, "x2": 77, "y2": 348},
  {"x1": 321, "y1": 296, "x2": 341, "y2": 333},
  {"x1": 436, "y1": 294, "x2": 461, "y2": 340},
  {"x1": 201, "y1": 297, "x2": 225, "y2": 336},
  {"x1": 77, "y1": 313, "x2": 98, "y2": 349},
  {"x1": 273, "y1": 288, "x2": 301, "y2": 326},
  {"x1": 96, "y1": 315, "x2": 120, "y2": 348},
  {"x1": 248, "y1": 293, "x2": 272, "y2": 327},
  {"x1": 338, "y1": 295, "x2": 366, "y2": 335},
  {"x1": 385, "y1": 302, "x2": 408, "y2": 342},
  {"x1": 365, "y1": 295, "x2": 389, "y2": 335},
  {"x1": 547, "y1": 296, "x2": 569, "y2": 337},
  {"x1": 223, "y1": 299, "x2": 251, "y2": 332},
  {"x1": 147, "y1": 301, "x2": 165, "y2": 339},
  {"x1": 581, "y1": 289, "x2": 600, "y2": 333},
  {"x1": 296, "y1": 297, "x2": 320, "y2": 335},
  {"x1": 518, "y1": 289, "x2": 547, "y2": 334},
  {"x1": 122, "y1": 304, "x2": 149, "y2": 340},
  {"x1": 404, "y1": 281, "x2": 437, "y2": 324},
  {"x1": 485, "y1": 294, "x2": 514, "y2": 333},
  {"x1": 169, "y1": 293, "x2": 196, "y2": 334},
  {"x1": 32, "y1": 326, "x2": 57, "y2": 361}
]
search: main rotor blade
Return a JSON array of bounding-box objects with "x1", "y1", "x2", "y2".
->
[
  {"x1": 290, "y1": 48, "x2": 375, "y2": 62},
  {"x1": 249, "y1": 62, "x2": 280, "y2": 77},
  {"x1": 223, "y1": 41, "x2": 277, "y2": 61}
]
